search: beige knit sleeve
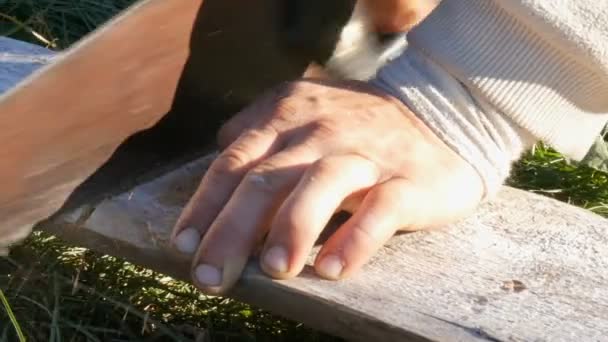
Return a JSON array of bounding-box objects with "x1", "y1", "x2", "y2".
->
[
  {"x1": 371, "y1": 0, "x2": 608, "y2": 197},
  {"x1": 408, "y1": 0, "x2": 608, "y2": 160}
]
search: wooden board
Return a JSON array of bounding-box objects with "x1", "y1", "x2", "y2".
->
[{"x1": 41, "y1": 154, "x2": 608, "y2": 342}]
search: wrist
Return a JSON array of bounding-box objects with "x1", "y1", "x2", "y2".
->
[{"x1": 370, "y1": 47, "x2": 537, "y2": 199}]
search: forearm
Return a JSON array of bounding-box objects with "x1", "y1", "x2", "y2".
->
[
  {"x1": 371, "y1": 0, "x2": 608, "y2": 197},
  {"x1": 371, "y1": 48, "x2": 536, "y2": 198}
]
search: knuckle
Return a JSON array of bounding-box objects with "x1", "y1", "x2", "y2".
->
[
  {"x1": 212, "y1": 147, "x2": 251, "y2": 175},
  {"x1": 244, "y1": 163, "x2": 285, "y2": 194},
  {"x1": 245, "y1": 126, "x2": 278, "y2": 141},
  {"x1": 376, "y1": 178, "x2": 422, "y2": 221},
  {"x1": 310, "y1": 118, "x2": 339, "y2": 139},
  {"x1": 276, "y1": 208, "x2": 305, "y2": 232},
  {"x1": 265, "y1": 81, "x2": 327, "y2": 131},
  {"x1": 271, "y1": 98, "x2": 301, "y2": 126},
  {"x1": 377, "y1": 185, "x2": 408, "y2": 212},
  {"x1": 350, "y1": 221, "x2": 380, "y2": 246},
  {"x1": 275, "y1": 96, "x2": 299, "y2": 112},
  {"x1": 267, "y1": 84, "x2": 315, "y2": 127},
  {"x1": 312, "y1": 157, "x2": 341, "y2": 176}
]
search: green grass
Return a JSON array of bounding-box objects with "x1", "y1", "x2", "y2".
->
[
  {"x1": 1, "y1": 232, "x2": 337, "y2": 341},
  {"x1": 1, "y1": 1, "x2": 607, "y2": 341},
  {"x1": 510, "y1": 143, "x2": 608, "y2": 216},
  {"x1": 0, "y1": 288, "x2": 25, "y2": 342},
  {"x1": 0, "y1": 0, "x2": 136, "y2": 49}
]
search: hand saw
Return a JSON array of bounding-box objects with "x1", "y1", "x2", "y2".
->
[{"x1": 0, "y1": 0, "x2": 406, "y2": 253}]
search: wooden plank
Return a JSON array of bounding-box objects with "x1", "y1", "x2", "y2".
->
[{"x1": 42, "y1": 153, "x2": 608, "y2": 342}]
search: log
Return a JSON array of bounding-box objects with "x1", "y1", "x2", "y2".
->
[{"x1": 4, "y1": 36, "x2": 608, "y2": 342}]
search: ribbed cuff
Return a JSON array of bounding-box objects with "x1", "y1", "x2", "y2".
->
[
  {"x1": 407, "y1": 0, "x2": 607, "y2": 160},
  {"x1": 370, "y1": 48, "x2": 535, "y2": 199}
]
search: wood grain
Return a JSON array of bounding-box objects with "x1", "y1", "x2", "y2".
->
[{"x1": 43, "y1": 154, "x2": 608, "y2": 342}]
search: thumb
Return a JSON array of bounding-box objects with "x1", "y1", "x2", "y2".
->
[
  {"x1": 313, "y1": 173, "x2": 480, "y2": 280},
  {"x1": 313, "y1": 178, "x2": 426, "y2": 280}
]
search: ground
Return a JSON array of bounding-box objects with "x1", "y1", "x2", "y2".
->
[{"x1": 1, "y1": 2, "x2": 607, "y2": 341}]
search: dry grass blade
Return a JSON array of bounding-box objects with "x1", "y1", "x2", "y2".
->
[
  {"x1": 0, "y1": 12, "x2": 56, "y2": 47},
  {"x1": 0, "y1": 0, "x2": 134, "y2": 49}
]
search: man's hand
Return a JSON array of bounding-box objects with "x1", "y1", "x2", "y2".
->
[
  {"x1": 169, "y1": 79, "x2": 483, "y2": 294},
  {"x1": 363, "y1": 0, "x2": 437, "y2": 33}
]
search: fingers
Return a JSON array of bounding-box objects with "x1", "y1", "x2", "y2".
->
[
  {"x1": 216, "y1": 109, "x2": 260, "y2": 150},
  {"x1": 170, "y1": 126, "x2": 282, "y2": 255},
  {"x1": 314, "y1": 177, "x2": 424, "y2": 280},
  {"x1": 260, "y1": 154, "x2": 380, "y2": 279},
  {"x1": 190, "y1": 144, "x2": 320, "y2": 294}
]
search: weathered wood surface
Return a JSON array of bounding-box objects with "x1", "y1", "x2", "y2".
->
[{"x1": 41, "y1": 153, "x2": 608, "y2": 342}]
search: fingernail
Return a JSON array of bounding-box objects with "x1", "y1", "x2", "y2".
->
[
  {"x1": 263, "y1": 246, "x2": 289, "y2": 274},
  {"x1": 194, "y1": 264, "x2": 222, "y2": 287},
  {"x1": 173, "y1": 227, "x2": 200, "y2": 254},
  {"x1": 318, "y1": 254, "x2": 344, "y2": 280}
]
